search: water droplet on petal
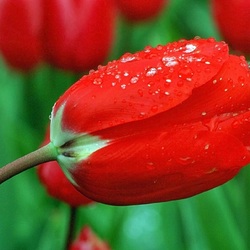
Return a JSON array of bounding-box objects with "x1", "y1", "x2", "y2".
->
[
  {"x1": 178, "y1": 67, "x2": 194, "y2": 80},
  {"x1": 121, "y1": 84, "x2": 126, "y2": 89},
  {"x1": 231, "y1": 120, "x2": 240, "y2": 128},
  {"x1": 146, "y1": 162, "x2": 155, "y2": 170},
  {"x1": 151, "y1": 105, "x2": 158, "y2": 113},
  {"x1": 138, "y1": 89, "x2": 144, "y2": 97},
  {"x1": 146, "y1": 67, "x2": 158, "y2": 76},
  {"x1": 130, "y1": 76, "x2": 139, "y2": 84},
  {"x1": 184, "y1": 44, "x2": 197, "y2": 53},
  {"x1": 120, "y1": 53, "x2": 136, "y2": 63},
  {"x1": 177, "y1": 156, "x2": 194, "y2": 165},
  {"x1": 162, "y1": 56, "x2": 179, "y2": 67},
  {"x1": 93, "y1": 78, "x2": 102, "y2": 85}
]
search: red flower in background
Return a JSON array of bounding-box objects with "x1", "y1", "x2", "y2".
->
[
  {"x1": 0, "y1": 0, "x2": 116, "y2": 72},
  {"x1": 42, "y1": 0, "x2": 116, "y2": 72},
  {"x1": 0, "y1": 0, "x2": 42, "y2": 70},
  {"x1": 115, "y1": 0, "x2": 167, "y2": 21},
  {"x1": 70, "y1": 226, "x2": 110, "y2": 250},
  {"x1": 212, "y1": 0, "x2": 250, "y2": 54},
  {"x1": 38, "y1": 129, "x2": 93, "y2": 207},
  {"x1": 49, "y1": 38, "x2": 250, "y2": 205}
]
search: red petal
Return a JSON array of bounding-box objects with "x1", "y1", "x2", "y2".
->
[
  {"x1": 53, "y1": 38, "x2": 229, "y2": 135},
  {"x1": 42, "y1": 0, "x2": 116, "y2": 71},
  {"x1": 0, "y1": 0, "x2": 42, "y2": 70},
  {"x1": 151, "y1": 55, "x2": 250, "y2": 125},
  {"x1": 87, "y1": 55, "x2": 250, "y2": 142},
  {"x1": 38, "y1": 161, "x2": 93, "y2": 207},
  {"x1": 71, "y1": 122, "x2": 250, "y2": 205},
  {"x1": 116, "y1": 0, "x2": 167, "y2": 21}
]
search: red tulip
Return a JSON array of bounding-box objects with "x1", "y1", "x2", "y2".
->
[
  {"x1": 42, "y1": 0, "x2": 116, "y2": 72},
  {"x1": 49, "y1": 38, "x2": 250, "y2": 205},
  {"x1": 38, "y1": 130, "x2": 93, "y2": 207},
  {"x1": 70, "y1": 226, "x2": 110, "y2": 250},
  {"x1": 0, "y1": 0, "x2": 42, "y2": 70},
  {"x1": 212, "y1": 0, "x2": 250, "y2": 54},
  {"x1": 115, "y1": 0, "x2": 167, "y2": 21}
]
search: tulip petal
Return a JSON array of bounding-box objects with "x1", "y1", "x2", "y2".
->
[
  {"x1": 53, "y1": 38, "x2": 229, "y2": 135},
  {"x1": 154, "y1": 55, "x2": 250, "y2": 125},
  {"x1": 70, "y1": 122, "x2": 250, "y2": 205},
  {"x1": 92, "y1": 54, "x2": 250, "y2": 142}
]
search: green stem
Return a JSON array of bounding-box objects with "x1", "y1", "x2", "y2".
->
[
  {"x1": 0, "y1": 142, "x2": 57, "y2": 184},
  {"x1": 65, "y1": 206, "x2": 78, "y2": 250}
]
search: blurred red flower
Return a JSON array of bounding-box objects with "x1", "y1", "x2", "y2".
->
[
  {"x1": 212, "y1": 0, "x2": 250, "y2": 54},
  {"x1": 70, "y1": 226, "x2": 110, "y2": 250},
  {"x1": 0, "y1": 0, "x2": 116, "y2": 72},
  {"x1": 42, "y1": 0, "x2": 116, "y2": 72},
  {"x1": 0, "y1": 0, "x2": 42, "y2": 70},
  {"x1": 115, "y1": 0, "x2": 167, "y2": 21}
]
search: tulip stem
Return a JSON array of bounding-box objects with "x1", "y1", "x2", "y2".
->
[
  {"x1": 65, "y1": 206, "x2": 78, "y2": 249},
  {"x1": 0, "y1": 142, "x2": 57, "y2": 184}
]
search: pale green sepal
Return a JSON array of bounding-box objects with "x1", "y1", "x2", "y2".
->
[{"x1": 50, "y1": 103, "x2": 110, "y2": 185}]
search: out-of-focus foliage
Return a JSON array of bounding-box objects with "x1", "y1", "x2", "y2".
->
[{"x1": 0, "y1": 0, "x2": 250, "y2": 249}]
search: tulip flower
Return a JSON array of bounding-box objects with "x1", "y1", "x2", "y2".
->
[
  {"x1": 115, "y1": 0, "x2": 167, "y2": 22},
  {"x1": 47, "y1": 37, "x2": 250, "y2": 205},
  {"x1": 212, "y1": 0, "x2": 250, "y2": 54},
  {"x1": 1, "y1": 38, "x2": 250, "y2": 206},
  {"x1": 38, "y1": 130, "x2": 93, "y2": 207},
  {"x1": 70, "y1": 226, "x2": 110, "y2": 250},
  {"x1": 42, "y1": 0, "x2": 116, "y2": 72},
  {"x1": 0, "y1": 0, "x2": 42, "y2": 70}
]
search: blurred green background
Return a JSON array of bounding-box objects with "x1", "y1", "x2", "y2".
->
[{"x1": 1, "y1": 0, "x2": 250, "y2": 249}]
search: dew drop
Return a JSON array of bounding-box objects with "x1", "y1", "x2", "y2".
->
[
  {"x1": 121, "y1": 84, "x2": 126, "y2": 89},
  {"x1": 146, "y1": 162, "x2": 155, "y2": 170},
  {"x1": 144, "y1": 46, "x2": 152, "y2": 53},
  {"x1": 146, "y1": 67, "x2": 157, "y2": 77},
  {"x1": 178, "y1": 67, "x2": 194, "y2": 80},
  {"x1": 156, "y1": 45, "x2": 163, "y2": 50},
  {"x1": 177, "y1": 156, "x2": 194, "y2": 165},
  {"x1": 120, "y1": 53, "x2": 136, "y2": 63},
  {"x1": 184, "y1": 44, "x2": 197, "y2": 53},
  {"x1": 162, "y1": 56, "x2": 179, "y2": 67},
  {"x1": 130, "y1": 76, "x2": 139, "y2": 84},
  {"x1": 138, "y1": 89, "x2": 143, "y2": 97},
  {"x1": 115, "y1": 74, "x2": 120, "y2": 80},
  {"x1": 93, "y1": 78, "x2": 102, "y2": 85},
  {"x1": 231, "y1": 120, "x2": 240, "y2": 128},
  {"x1": 138, "y1": 112, "x2": 146, "y2": 118},
  {"x1": 148, "y1": 81, "x2": 155, "y2": 87},
  {"x1": 151, "y1": 105, "x2": 158, "y2": 113},
  {"x1": 201, "y1": 111, "x2": 207, "y2": 116}
]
